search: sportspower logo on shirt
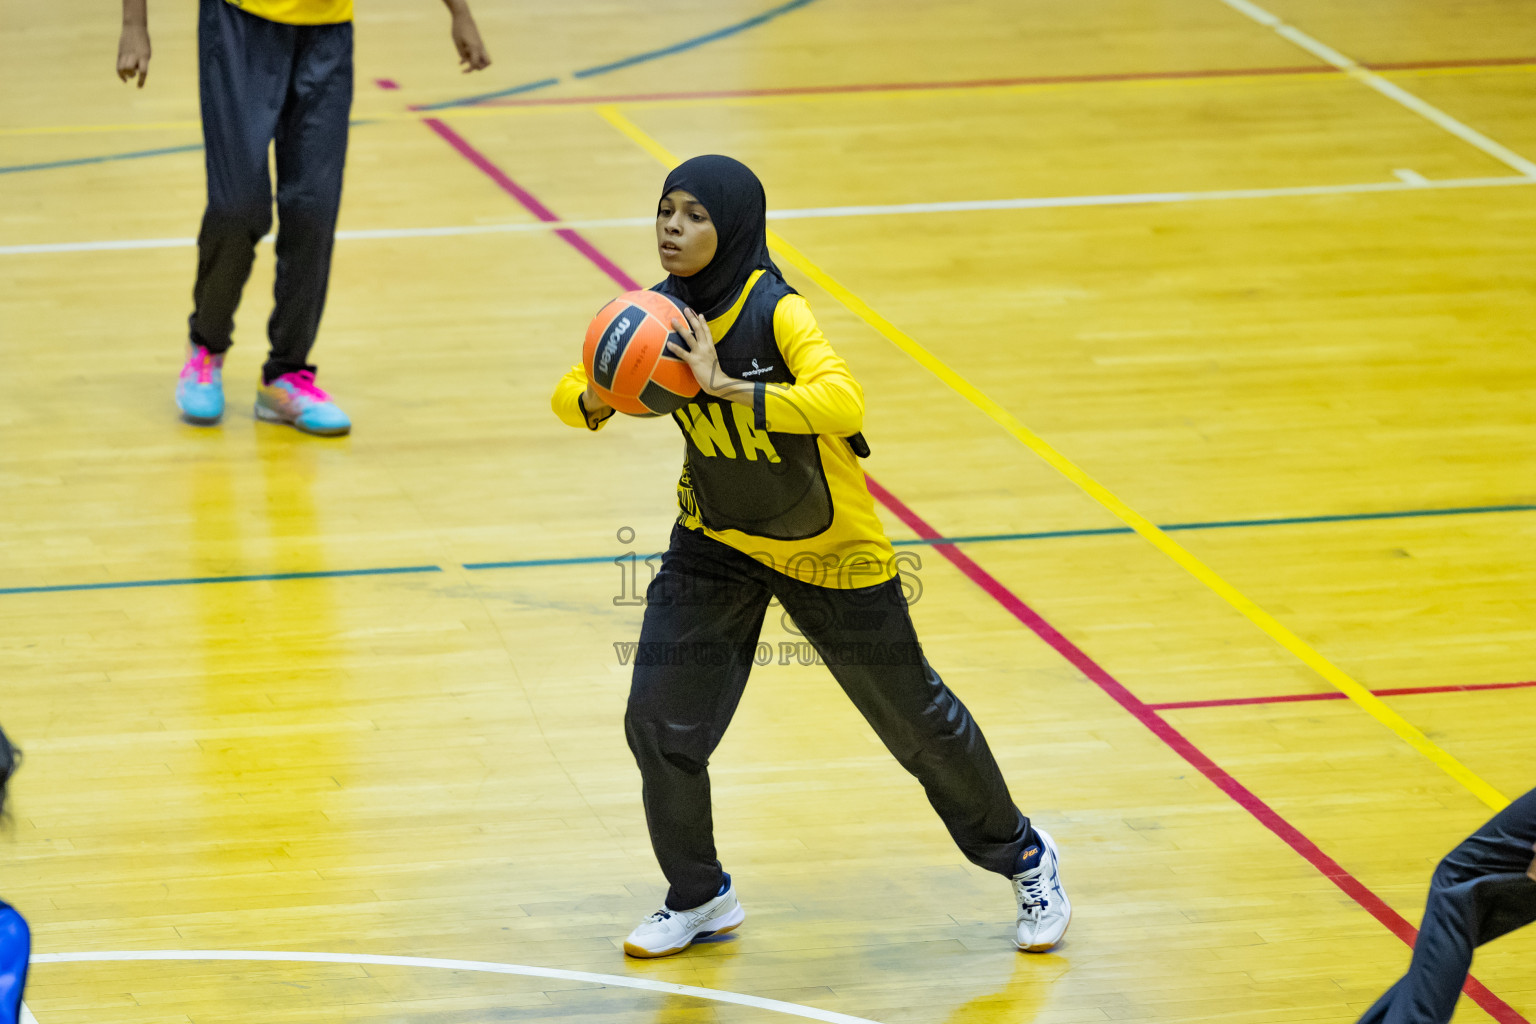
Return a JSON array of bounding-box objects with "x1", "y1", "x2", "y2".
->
[{"x1": 740, "y1": 358, "x2": 776, "y2": 378}]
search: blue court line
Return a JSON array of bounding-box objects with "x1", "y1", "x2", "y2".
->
[
  {"x1": 0, "y1": 143, "x2": 204, "y2": 175},
  {"x1": 885, "y1": 502, "x2": 1536, "y2": 548},
  {"x1": 1164, "y1": 503, "x2": 1536, "y2": 531},
  {"x1": 0, "y1": 564, "x2": 441, "y2": 596},
  {"x1": 7, "y1": 503, "x2": 1534, "y2": 595},
  {"x1": 892, "y1": 527, "x2": 1127, "y2": 546},
  {"x1": 571, "y1": 0, "x2": 821, "y2": 79},
  {"x1": 412, "y1": 76, "x2": 562, "y2": 112},
  {"x1": 463, "y1": 555, "x2": 612, "y2": 570},
  {"x1": 0, "y1": 119, "x2": 379, "y2": 176},
  {"x1": 415, "y1": 0, "x2": 824, "y2": 110},
  {"x1": 9, "y1": 0, "x2": 816, "y2": 163}
]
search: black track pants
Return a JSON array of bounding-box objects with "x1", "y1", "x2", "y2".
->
[
  {"x1": 1358, "y1": 786, "x2": 1536, "y2": 1024},
  {"x1": 625, "y1": 525, "x2": 1030, "y2": 910},
  {"x1": 190, "y1": 0, "x2": 352, "y2": 383}
]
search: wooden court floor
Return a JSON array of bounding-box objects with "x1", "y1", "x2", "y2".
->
[{"x1": 2, "y1": 0, "x2": 1534, "y2": 1021}]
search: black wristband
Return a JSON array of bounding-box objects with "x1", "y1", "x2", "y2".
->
[{"x1": 577, "y1": 393, "x2": 609, "y2": 431}]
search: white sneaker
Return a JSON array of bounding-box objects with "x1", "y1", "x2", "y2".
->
[
  {"x1": 623, "y1": 884, "x2": 745, "y2": 958},
  {"x1": 1013, "y1": 827, "x2": 1070, "y2": 952}
]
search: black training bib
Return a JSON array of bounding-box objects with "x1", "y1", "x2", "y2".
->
[{"x1": 659, "y1": 274, "x2": 833, "y2": 541}]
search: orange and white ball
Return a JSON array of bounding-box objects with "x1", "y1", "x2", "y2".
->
[{"x1": 583, "y1": 290, "x2": 701, "y2": 416}]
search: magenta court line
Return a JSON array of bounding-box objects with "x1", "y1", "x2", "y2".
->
[
  {"x1": 405, "y1": 95, "x2": 1528, "y2": 1021},
  {"x1": 476, "y1": 56, "x2": 1536, "y2": 108},
  {"x1": 1151, "y1": 679, "x2": 1536, "y2": 711},
  {"x1": 420, "y1": 116, "x2": 642, "y2": 292},
  {"x1": 860, "y1": 475, "x2": 1528, "y2": 1024}
]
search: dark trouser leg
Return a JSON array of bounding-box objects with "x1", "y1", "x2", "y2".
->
[
  {"x1": 626, "y1": 527, "x2": 771, "y2": 910},
  {"x1": 189, "y1": 0, "x2": 291, "y2": 355},
  {"x1": 1358, "y1": 787, "x2": 1536, "y2": 1024},
  {"x1": 776, "y1": 575, "x2": 1029, "y2": 877},
  {"x1": 265, "y1": 21, "x2": 352, "y2": 384}
]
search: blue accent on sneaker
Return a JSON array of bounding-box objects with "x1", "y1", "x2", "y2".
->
[
  {"x1": 255, "y1": 370, "x2": 351, "y2": 437},
  {"x1": 1013, "y1": 826, "x2": 1070, "y2": 952},
  {"x1": 1015, "y1": 828, "x2": 1043, "y2": 874},
  {"x1": 666, "y1": 873, "x2": 731, "y2": 912},
  {"x1": 176, "y1": 345, "x2": 225, "y2": 425}
]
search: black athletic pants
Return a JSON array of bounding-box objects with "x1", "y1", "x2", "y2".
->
[
  {"x1": 625, "y1": 524, "x2": 1031, "y2": 910},
  {"x1": 1358, "y1": 786, "x2": 1536, "y2": 1024},
  {"x1": 190, "y1": 0, "x2": 352, "y2": 384}
]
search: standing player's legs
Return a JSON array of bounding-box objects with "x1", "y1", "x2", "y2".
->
[
  {"x1": 774, "y1": 571, "x2": 1070, "y2": 951},
  {"x1": 1358, "y1": 787, "x2": 1536, "y2": 1024},
  {"x1": 183, "y1": 0, "x2": 292, "y2": 424},
  {"x1": 625, "y1": 527, "x2": 772, "y2": 914},
  {"x1": 255, "y1": 19, "x2": 353, "y2": 435}
]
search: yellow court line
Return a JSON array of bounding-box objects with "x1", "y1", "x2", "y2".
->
[
  {"x1": 1389, "y1": 62, "x2": 1536, "y2": 81},
  {"x1": 595, "y1": 104, "x2": 1511, "y2": 813}
]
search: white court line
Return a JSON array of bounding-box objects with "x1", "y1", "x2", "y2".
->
[
  {"x1": 1218, "y1": 0, "x2": 1536, "y2": 178},
  {"x1": 0, "y1": 215, "x2": 654, "y2": 256},
  {"x1": 2, "y1": 174, "x2": 1533, "y2": 257},
  {"x1": 19, "y1": 1002, "x2": 37, "y2": 1024},
  {"x1": 30, "y1": 949, "x2": 886, "y2": 1024}
]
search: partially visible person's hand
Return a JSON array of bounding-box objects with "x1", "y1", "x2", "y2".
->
[
  {"x1": 118, "y1": 22, "x2": 151, "y2": 87},
  {"x1": 450, "y1": 10, "x2": 490, "y2": 72},
  {"x1": 1527, "y1": 841, "x2": 1535, "y2": 882}
]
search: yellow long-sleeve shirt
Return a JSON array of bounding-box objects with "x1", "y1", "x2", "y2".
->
[{"x1": 553, "y1": 275, "x2": 897, "y2": 588}]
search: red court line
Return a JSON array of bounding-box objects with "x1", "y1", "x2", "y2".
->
[
  {"x1": 862, "y1": 476, "x2": 1526, "y2": 1024},
  {"x1": 1371, "y1": 56, "x2": 1536, "y2": 71},
  {"x1": 420, "y1": 116, "x2": 641, "y2": 292},
  {"x1": 1151, "y1": 679, "x2": 1536, "y2": 711},
  {"x1": 481, "y1": 65, "x2": 1331, "y2": 106},
  {"x1": 410, "y1": 102, "x2": 1528, "y2": 1021},
  {"x1": 475, "y1": 57, "x2": 1536, "y2": 108}
]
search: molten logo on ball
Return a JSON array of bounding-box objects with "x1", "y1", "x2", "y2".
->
[
  {"x1": 583, "y1": 291, "x2": 701, "y2": 416},
  {"x1": 598, "y1": 316, "x2": 632, "y2": 377}
]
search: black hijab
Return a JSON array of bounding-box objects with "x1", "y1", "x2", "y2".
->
[{"x1": 658, "y1": 155, "x2": 792, "y2": 318}]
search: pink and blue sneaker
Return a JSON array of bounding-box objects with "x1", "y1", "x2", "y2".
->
[
  {"x1": 176, "y1": 344, "x2": 225, "y2": 425},
  {"x1": 255, "y1": 370, "x2": 351, "y2": 436}
]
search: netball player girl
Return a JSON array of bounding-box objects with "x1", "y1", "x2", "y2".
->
[
  {"x1": 0, "y1": 726, "x2": 27, "y2": 1024},
  {"x1": 551, "y1": 155, "x2": 1069, "y2": 959}
]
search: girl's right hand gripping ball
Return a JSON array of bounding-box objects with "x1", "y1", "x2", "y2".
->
[{"x1": 583, "y1": 290, "x2": 701, "y2": 416}]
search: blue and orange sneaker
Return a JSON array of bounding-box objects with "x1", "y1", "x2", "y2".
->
[
  {"x1": 176, "y1": 344, "x2": 225, "y2": 425},
  {"x1": 255, "y1": 370, "x2": 351, "y2": 436}
]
